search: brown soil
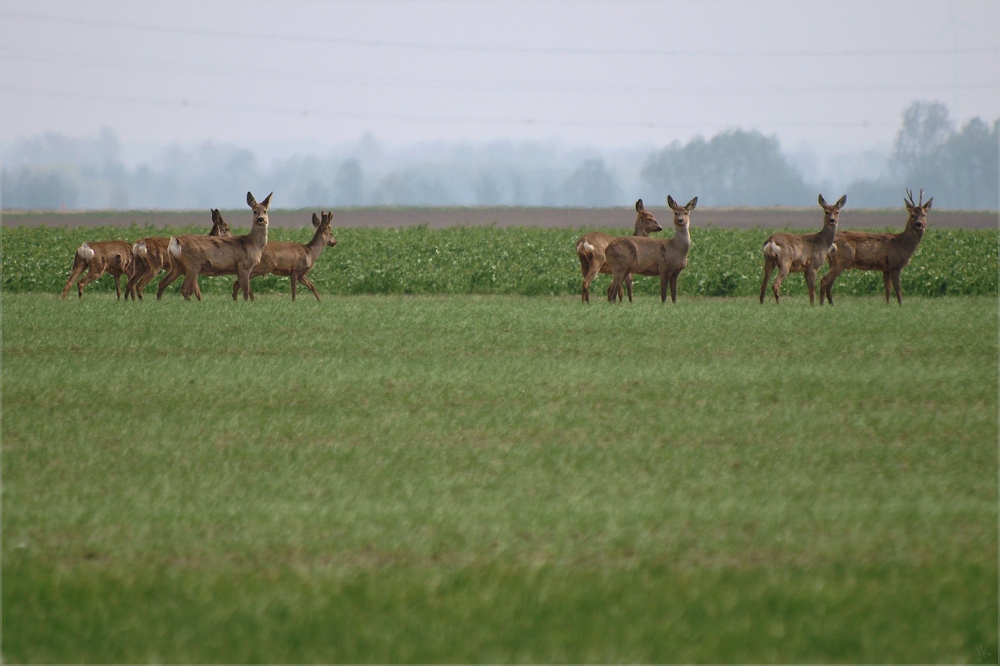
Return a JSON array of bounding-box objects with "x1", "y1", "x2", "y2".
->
[{"x1": 2, "y1": 207, "x2": 995, "y2": 230}]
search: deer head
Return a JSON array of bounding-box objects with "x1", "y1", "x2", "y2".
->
[
  {"x1": 818, "y1": 194, "x2": 847, "y2": 230},
  {"x1": 904, "y1": 188, "x2": 933, "y2": 231},
  {"x1": 210, "y1": 209, "x2": 233, "y2": 237},
  {"x1": 667, "y1": 195, "x2": 698, "y2": 229},
  {"x1": 312, "y1": 211, "x2": 338, "y2": 247},
  {"x1": 634, "y1": 199, "x2": 663, "y2": 234},
  {"x1": 247, "y1": 191, "x2": 272, "y2": 228}
]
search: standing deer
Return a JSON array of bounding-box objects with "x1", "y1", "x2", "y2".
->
[
  {"x1": 605, "y1": 195, "x2": 698, "y2": 303},
  {"x1": 126, "y1": 209, "x2": 232, "y2": 300},
  {"x1": 156, "y1": 191, "x2": 271, "y2": 301},
  {"x1": 759, "y1": 194, "x2": 845, "y2": 305},
  {"x1": 231, "y1": 211, "x2": 338, "y2": 301},
  {"x1": 820, "y1": 189, "x2": 932, "y2": 306},
  {"x1": 61, "y1": 240, "x2": 134, "y2": 300},
  {"x1": 576, "y1": 199, "x2": 662, "y2": 303}
]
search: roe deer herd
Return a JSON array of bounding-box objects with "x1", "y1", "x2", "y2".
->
[{"x1": 63, "y1": 188, "x2": 933, "y2": 306}]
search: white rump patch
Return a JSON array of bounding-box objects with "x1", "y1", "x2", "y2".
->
[
  {"x1": 78, "y1": 243, "x2": 95, "y2": 262},
  {"x1": 578, "y1": 240, "x2": 595, "y2": 254},
  {"x1": 168, "y1": 237, "x2": 181, "y2": 259},
  {"x1": 133, "y1": 241, "x2": 148, "y2": 258},
  {"x1": 763, "y1": 241, "x2": 781, "y2": 258}
]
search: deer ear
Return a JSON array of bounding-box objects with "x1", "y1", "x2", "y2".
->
[
  {"x1": 247, "y1": 192, "x2": 257, "y2": 207},
  {"x1": 835, "y1": 194, "x2": 847, "y2": 209},
  {"x1": 818, "y1": 194, "x2": 828, "y2": 208},
  {"x1": 923, "y1": 197, "x2": 933, "y2": 211},
  {"x1": 685, "y1": 196, "x2": 698, "y2": 211},
  {"x1": 667, "y1": 195, "x2": 678, "y2": 210},
  {"x1": 635, "y1": 199, "x2": 644, "y2": 212},
  {"x1": 260, "y1": 192, "x2": 273, "y2": 209},
  {"x1": 312, "y1": 213, "x2": 320, "y2": 227}
]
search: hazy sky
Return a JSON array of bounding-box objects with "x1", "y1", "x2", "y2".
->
[{"x1": 2, "y1": 0, "x2": 998, "y2": 159}]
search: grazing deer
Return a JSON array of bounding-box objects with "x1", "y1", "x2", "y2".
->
[
  {"x1": 605, "y1": 195, "x2": 698, "y2": 303},
  {"x1": 61, "y1": 240, "x2": 134, "y2": 300},
  {"x1": 820, "y1": 188, "x2": 932, "y2": 306},
  {"x1": 576, "y1": 199, "x2": 663, "y2": 303},
  {"x1": 126, "y1": 209, "x2": 232, "y2": 300},
  {"x1": 156, "y1": 192, "x2": 271, "y2": 301},
  {"x1": 231, "y1": 211, "x2": 338, "y2": 301},
  {"x1": 759, "y1": 194, "x2": 845, "y2": 305}
]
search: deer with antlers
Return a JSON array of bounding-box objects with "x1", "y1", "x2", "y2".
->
[
  {"x1": 61, "y1": 240, "x2": 134, "y2": 300},
  {"x1": 759, "y1": 194, "x2": 845, "y2": 305},
  {"x1": 576, "y1": 199, "x2": 662, "y2": 303},
  {"x1": 605, "y1": 195, "x2": 698, "y2": 303},
  {"x1": 126, "y1": 209, "x2": 232, "y2": 300},
  {"x1": 820, "y1": 188, "x2": 932, "y2": 306},
  {"x1": 156, "y1": 192, "x2": 271, "y2": 301},
  {"x1": 231, "y1": 211, "x2": 338, "y2": 301}
]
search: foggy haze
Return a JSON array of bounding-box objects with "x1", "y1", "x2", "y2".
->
[{"x1": 1, "y1": 1, "x2": 998, "y2": 210}]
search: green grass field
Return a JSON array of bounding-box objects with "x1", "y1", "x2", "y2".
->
[{"x1": 3, "y1": 292, "x2": 997, "y2": 662}]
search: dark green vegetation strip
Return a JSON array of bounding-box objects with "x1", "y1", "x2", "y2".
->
[
  {"x1": 3, "y1": 223, "x2": 997, "y2": 298},
  {"x1": 3, "y1": 294, "x2": 997, "y2": 662}
]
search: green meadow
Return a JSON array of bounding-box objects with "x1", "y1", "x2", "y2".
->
[
  {"x1": 3, "y1": 291, "x2": 997, "y2": 662},
  {"x1": 3, "y1": 224, "x2": 997, "y2": 298}
]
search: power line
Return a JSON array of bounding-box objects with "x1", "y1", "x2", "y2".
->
[
  {"x1": 3, "y1": 84, "x2": 901, "y2": 131},
  {"x1": 3, "y1": 9, "x2": 998, "y2": 58},
  {"x1": 4, "y1": 50, "x2": 997, "y2": 98}
]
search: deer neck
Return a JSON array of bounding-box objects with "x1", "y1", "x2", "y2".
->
[
  {"x1": 248, "y1": 221, "x2": 268, "y2": 248},
  {"x1": 818, "y1": 222, "x2": 837, "y2": 249},
  {"x1": 305, "y1": 227, "x2": 328, "y2": 261},
  {"x1": 672, "y1": 224, "x2": 690, "y2": 249}
]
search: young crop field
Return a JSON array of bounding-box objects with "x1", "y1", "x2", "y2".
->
[
  {"x1": 2, "y1": 222, "x2": 998, "y2": 300},
  {"x1": 3, "y1": 289, "x2": 997, "y2": 662}
]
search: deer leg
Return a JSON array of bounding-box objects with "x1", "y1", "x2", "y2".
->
[
  {"x1": 660, "y1": 273, "x2": 669, "y2": 303},
  {"x1": 581, "y1": 256, "x2": 603, "y2": 304},
  {"x1": 157, "y1": 266, "x2": 183, "y2": 300},
  {"x1": 113, "y1": 273, "x2": 122, "y2": 300},
  {"x1": 76, "y1": 262, "x2": 106, "y2": 299},
  {"x1": 883, "y1": 272, "x2": 892, "y2": 304},
  {"x1": 759, "y1": 259, "x2": 775, "y2": 304},
  {"x1": 608, "y1": 273, "x2": 622, "y2": 303},
  {"x1": 771, "y1": 264, "x2": 790, "y2": 304},
  {"x1": 289, "y1": 272, "x2": 298, "y2": 301},
  {"x1": 890, "y1": 270, "x2": 903, "y2": 305},
  {"x1": 819, "y1": 267, "x2": 841, "y2": 306},
  {"x1": 669, "y1": 272, "x2": 680, "y2": 303},
  {"x1": 61, "y1": 259, "x2": 88, "y2": 300},
  {"x1": 299, "y1": 275, "x2": 321, "y2": 302},
  {"x1": 804, "y1": 268, "x2": 817, "y2": 305},
  {"x1": 232, "y1": 279, "x2": 241, "y2": 301}
]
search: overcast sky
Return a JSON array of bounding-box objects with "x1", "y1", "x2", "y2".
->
[{"x1": 2, "y1": 0, "x2": 998, "y2": 161}]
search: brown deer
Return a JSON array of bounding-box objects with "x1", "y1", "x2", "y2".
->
[
  {"x1": 61, "y1": 240, "x2": 134, "y2": 300},
  {"x1": 759, "y1": 194, "x2": 845, "y2": 305},
  {"x1": 126, "y1": 209, "x2": 232, "y2": 300},
  {"x1": 156, "y1": 191, "x2": 271, "y2": 301},
  {"x1": 820, "y1": 189, "x2": 932, "y2": 306},
  {"x1": 576, "y1": 199, "x2": 662, "y2": 303},
  {"x1": 231, "y1": 211, "x2": 338, "y2": 301},
  {"x1": 605, "y1": 195, "x2": 698, "y2": 303}
]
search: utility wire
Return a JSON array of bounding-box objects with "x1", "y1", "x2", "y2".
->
[{"x1": 3, "y1": 9, "x2": 998, "y2": 58}]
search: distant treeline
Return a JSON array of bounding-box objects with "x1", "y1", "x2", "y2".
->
[{"x1": 3, "y1": 102, "x2": 997, "y2": 211}]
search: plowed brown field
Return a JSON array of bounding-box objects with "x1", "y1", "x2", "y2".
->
[{"x1": 2, "y1": 207, "x2": 994, "y2": 229}]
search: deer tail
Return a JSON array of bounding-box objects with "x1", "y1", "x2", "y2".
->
[{"x1": 77, "y1": 243, "x2": 95, "y2": 262}]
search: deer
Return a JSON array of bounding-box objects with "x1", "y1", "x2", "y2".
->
[
  {"x1": 605, "y1": 195, "x2": 698, "y2": 303},
  {"x1": 126, "y1": 209, "x2": 232, "y2": 300},
  {"x1": 61, "y1": 240, "x2": 134, "y2": 300},
  {"x1": 156, "y1": 191, "x2": 271, "y2": 301},
  {"x1": 759, "y1": 194, "x2": 845, "y2": 305},
  {"x1": 820, "y1": 188, "x2": 933, "y2": 306},
  {"x1": 576, "y1": 199, "x2": 662, "y2": 303},
  {"x1": 231, "y1": 211, "x2": 338, "y2": 301}
]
